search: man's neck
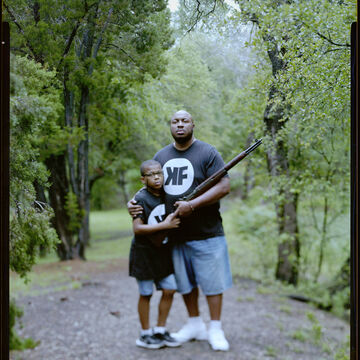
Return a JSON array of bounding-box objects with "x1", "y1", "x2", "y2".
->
[{"x1": 173, "y1": 136, "x2": 196, "y2": 151}]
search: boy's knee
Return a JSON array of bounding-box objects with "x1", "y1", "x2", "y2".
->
[
  {"x1": 162, "y1": 289, "x2": 176, "y2": 297},
  {"x1": 140, "y1": 294, "x2": 152, "y2": 300}
]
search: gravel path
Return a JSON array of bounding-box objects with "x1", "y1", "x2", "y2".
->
[{"x1": 10, "y1": 259, "x2": 349, "y2": 360}]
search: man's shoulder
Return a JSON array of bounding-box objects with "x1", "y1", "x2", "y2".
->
[
  {"x1": 154, "y1": 143, "x2": 173, "y2": 157},
  {"x1": 193, "y1": 139, "x2": 216, "y2": 151}
]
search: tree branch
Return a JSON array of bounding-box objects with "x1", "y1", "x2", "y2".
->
[
  {"x1": 3, "y1": 2, "x2": 39, "y2": 62},
  {"x1": 315, "y1": 30, "x2": 350, "y2": 47}
]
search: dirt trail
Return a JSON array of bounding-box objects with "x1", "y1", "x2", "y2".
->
[{"x1": 10, "y1": 259, "x2": 349, "y2": 360}]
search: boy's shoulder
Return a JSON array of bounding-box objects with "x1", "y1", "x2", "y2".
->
[
  {"x1": 134, "y1": 188, "x2": 152, "y2": 203},
  {"x1": 135, "y1": 188, "x2": 163, "y2": 206}
]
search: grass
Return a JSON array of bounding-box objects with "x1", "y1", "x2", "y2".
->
[
  {"x1": 89, "y1": 208, "x2": 132, "y2": 241},
  {"x1": 10, "y1": 208, "x2": 133, "y2": 297}
]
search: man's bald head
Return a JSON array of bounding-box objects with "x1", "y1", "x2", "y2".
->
[{"x1": 171, "y1": 110, "x2": 193, "y2": 122}]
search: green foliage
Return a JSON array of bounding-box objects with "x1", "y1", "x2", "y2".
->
[
  {"x1": 334, "y1": 336, "x2": 350, "y2": 360},
  {"x1": 64, "y1": 191, "x2": 85, "y2": 233},
  {"x1": 265, "y1": 345, "x2": 278, "y2": 357},
  {"x1": 10, "y1": 55, "x2": 60, "y2": 279},
  {"x1": 5, "y1": 0, "x2": 174, "y2": 258},
  {"x1": 10, "y1": 300, "x2": 39, "y2": 350},
  {"x1": 306, "y1": 312, "x2": 323, "y2": 344},
  {"x1": 291, "y1": 329, "x2": 307, "y2": 342},
  {"x1": 224, "y1": 194, "x2": 278, "y2": 280},
  {"x1": 9, "y1": 54, "x2": 61, "y2": 351}
]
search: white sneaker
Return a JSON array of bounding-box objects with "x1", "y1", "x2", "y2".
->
[
  {"x1": 170, "y1": 320, "x2": 208, "y2": 343},
  {"x1": 208, "y1": 328, "x2": 229, "y2": 351}
]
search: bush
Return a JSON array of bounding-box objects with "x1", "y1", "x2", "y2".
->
[{"x1": 10, "y1": 300, "x2": 39, "y2": 350}]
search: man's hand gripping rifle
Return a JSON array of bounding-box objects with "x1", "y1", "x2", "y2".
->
[{"x1": 150, "y1": 138, "x2": 263, "y2": 246}]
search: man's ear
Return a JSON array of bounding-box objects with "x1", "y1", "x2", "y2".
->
[{"x1": 140, "y1": 176, "x2": 146, "y2": 185}]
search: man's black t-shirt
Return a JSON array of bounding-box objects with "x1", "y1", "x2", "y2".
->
[
  {"x1": 129, "y1": 188, "x2": 173, "y2": 281},
  {"x1": 153, "y1": 140, "x2": 227, "y2": 242}
]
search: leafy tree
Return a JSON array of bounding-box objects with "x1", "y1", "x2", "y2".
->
[
  {"x1": 9, "y1": 54, "x2": 61, "y2": 349},
  {"x1": 228, "y1": 0, "x2": 354, "y2": 285},
  {"x1": 171, "y1": 0, "x2": 354, "y2": 288},
  {"x1": 5, "y1": 0, "x2": 173, "y2": 259}
]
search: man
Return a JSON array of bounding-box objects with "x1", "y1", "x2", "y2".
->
[{"x1": 128, "y1": 110, "x2": 232, "y2": 351}]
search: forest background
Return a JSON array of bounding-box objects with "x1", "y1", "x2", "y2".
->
[{"x1": 5, "y1": 0, "x2": 356, "y2": 356}]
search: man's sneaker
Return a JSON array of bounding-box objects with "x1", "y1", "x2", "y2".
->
[
  {"x1": 170, "y1": 320, "x2": 208, "y2": 343},
  {"x1": 208, "y1": 328, "x2": 229, "y2": 351},
  {"x1": 153, "y1": 331, "x2": 181, "y2": 347},
  {"x1": 135, "y1": 334, "x2": 164, "y2": 349}
]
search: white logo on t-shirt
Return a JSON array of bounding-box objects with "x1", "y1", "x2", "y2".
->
[
  {"x1": 163, "y1": 158, "x2": 194, "y2": 195},
  {"x1": 148, "y1": 204, "x2": 166, "y2": 225}
]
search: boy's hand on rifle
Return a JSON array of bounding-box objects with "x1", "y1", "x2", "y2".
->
[
  {"x1": 174, "y1": 201, "x2": 194, "y2": 217},
  {"x1": 163, "y1": 212, "x2": 181, "y2": 229},
  {"x1": 127, "y1": 198, "x2": 143, "y2": 218}
]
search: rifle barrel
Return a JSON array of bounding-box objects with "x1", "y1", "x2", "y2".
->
[{"x1": 182, "y1": 138, "x2": 262, "y2": 201}]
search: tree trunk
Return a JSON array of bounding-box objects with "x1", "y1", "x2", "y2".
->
[
  {"x1": 118, "y1": 170, "x2": 129, "y2": 206},
  {"x1": 73, "y1": 4, "x2": 110, "y2": 258},
  {"x1": 241, "y1": 133, "x2": 255, "y2": 200},
  {"x1": 264, "y1": 39, "x2": 300, "y2": 285},
  {"x1": 45, "y1": 154, "x2": 74, "y2": 260},
  {"x1": 275, "y1": 192, "x2": 300, "y2": 284},
  {"x1": 64, "y1": 72, "x2": 78, "y2": 197},
  {"x1": 73, "y1": 10, "x2": 98, "y2": 259},
  {"x1": 75, "y1": 85, "x2": 90, "y2": 259}
]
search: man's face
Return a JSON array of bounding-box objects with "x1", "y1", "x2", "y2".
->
[
  {"x1": 141, "y1": 164, "x2": 164, "y2": 190},
  {"x1": 170, "y1": 112, "x2": 194, "y2": 144}
]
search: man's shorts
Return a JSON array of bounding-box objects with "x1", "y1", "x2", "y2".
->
[
  {"x1": 136, "y1": 273, "x2": 177, "y2": 296},
  {"x1": 172, "y1": 235, "x2": 232, "y2": 296}
]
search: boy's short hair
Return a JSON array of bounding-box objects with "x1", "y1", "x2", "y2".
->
[{"x1": 140, "y1": 159, "x2": 162, "y2": 176}]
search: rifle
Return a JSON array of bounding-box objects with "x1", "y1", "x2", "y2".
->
[
  {"x1": 150, "y1": 138, "x2": 262, "y2": 247},
  {"x1": 180, "y1": 138, "x2": 262, "y2": 201}
]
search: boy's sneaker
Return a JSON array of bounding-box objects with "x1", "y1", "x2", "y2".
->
[
  {"x1": 208, "y1": 328, "x2": 229, "y2": 351},
  {"x1": 135, "y1": 334, "x2": 164, "y2": 349},
  {"x1": 153, "y1": 331, "x2": 181, "y2": 347},
  {"x1": 170, "y1": 320, "x2": 207, "y2": 343}
]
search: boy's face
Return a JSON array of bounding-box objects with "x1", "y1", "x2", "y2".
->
[{"x1": 141, "y1": 164, "x2": 164, "y2": 191}]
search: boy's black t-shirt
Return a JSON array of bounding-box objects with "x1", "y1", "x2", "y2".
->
[
  {"x1": 153, "y1": 139, "x2": 227, "y2": 242},
  {"x1": 129, "y1": 188, "x2": 174, "y2": 281}
]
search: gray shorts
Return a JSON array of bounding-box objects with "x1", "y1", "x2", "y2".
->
[{"x1": 172, "y1": 236, "x2": 232, "y2": 296}]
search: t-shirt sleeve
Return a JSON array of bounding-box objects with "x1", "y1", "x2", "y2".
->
[
  {"x1": 134, "y1": 192, "x2": 146, "y2": 222},
  {"x1": 205, "y1": 147, "x2": 229, "y2": 178}
]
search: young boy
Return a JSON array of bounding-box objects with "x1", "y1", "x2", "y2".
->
[{"x1": 129, "y1": 159, "x2": 181, "y2": 349}]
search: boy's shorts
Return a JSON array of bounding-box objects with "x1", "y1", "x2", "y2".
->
[
  {"x1": 172, "y1": 235, "x2": 232, "y2": 296},
  {"x1": 136, "y1": 273, "x2": 177, "y2": 296}
]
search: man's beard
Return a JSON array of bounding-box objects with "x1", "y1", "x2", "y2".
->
[{"x1": 173, "y1": 132, "x2": 193, "y2": 144}]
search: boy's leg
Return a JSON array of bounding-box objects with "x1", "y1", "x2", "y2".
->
[
  {"x1": 138, "y1": 295, "x2": 151, "y2": 330},
  {"x1": 153, "y1": 274, "x2": 181, "y2": 347},
  {"x1": 157, "y1": 289, "x2": 176, "y2": 327},
  {"x1": 136, "y1": 280, "x2": 163, "y2": 349},
  {"x1": 155, "y1": 273, "x2": 177, "y2": 327}
]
